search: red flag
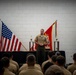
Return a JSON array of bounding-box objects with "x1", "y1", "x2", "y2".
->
[
  {"x1": 45, "y1": 21, "x2": 57, "y2": 50},
  {"x1": 44, "y1": 24, "x2": 53, "y2": 50},
  {"x1": 30, "y1": 21, "x2": 57, "y2": 51}
]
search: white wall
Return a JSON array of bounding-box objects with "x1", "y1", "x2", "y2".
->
[{"x1": 0, "y1": 0, "x2": 76, "y2": 64}]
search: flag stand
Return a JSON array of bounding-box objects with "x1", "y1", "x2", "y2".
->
[{"x1": 54, "y1": 39, "x2": 59, "y2": 51}]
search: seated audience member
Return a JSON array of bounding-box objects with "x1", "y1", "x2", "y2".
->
[
  {"x1": 1, "y1": 57, "x2": 15, "y2": 75},
  {"x1": 2, "y1": 53, "x2": 19, "y2": 74},
  {"x1": 43, "y1": 61, "x2": 53, "y2": 73},
  {"x1": 55, "y1": 51, "x2": 61, "y2": 56},
  {"x1": 42, "y1": 51, "x2": 55, "y2": 70},
  {"x1": 73, "y1": 70, "x2": 76, "y2": 75},
  {"x1": 0, "y1": 60, "x2": 4, "y2": 75},
  {"x1": 67, "y1": 53, "x2": 76, "y2": 74},
  {"x1": 19, "y1": 63, "x2": 42, "y2": 72},
  {"x1": 19, "y1": 54, "x2": 43, "y2": 75},
  {"x1": 56, "y1": 55, "x2": 72, "y2": 75},
  {"x1": 3, "y1": 52, "x2": 19, "y2": 69},
  {"x1": 19, "y1": 53, "x2": 42, "y2": 73},
  {"x1": 51, "y1": 55, "x2": 57, "y2": 65},
  {"x1": 45, "y1": 65, "x2": 64, "y2": 75},
  {"x1": 8, "y1": 62, "x2": 17, "y2": 74}
]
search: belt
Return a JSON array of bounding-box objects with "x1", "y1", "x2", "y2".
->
[{"x1": 38, "y1": 45, "x2": 45, "y2": 47}]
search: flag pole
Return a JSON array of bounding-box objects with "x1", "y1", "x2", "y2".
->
[
  {"x1": 54, "y1": 20, "x2": 59, "y2": 51},
  {"x1": 54, "y1": 20, "x2": 58, "y2": 51},
  {"x1": 21, "y1": 43, "x2": 28, "y2": 51},
  {"x1": 55, "y1": 20, "x2": 57, "y2": 39}
]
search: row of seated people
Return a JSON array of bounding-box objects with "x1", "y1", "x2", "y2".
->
[{"x1": 0, "y1": 51, "x2": 76, "y2": 75}]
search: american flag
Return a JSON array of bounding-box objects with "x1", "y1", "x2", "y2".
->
[{"x1": 0, "y1": 22, "x2": 22, "y2": 52}]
